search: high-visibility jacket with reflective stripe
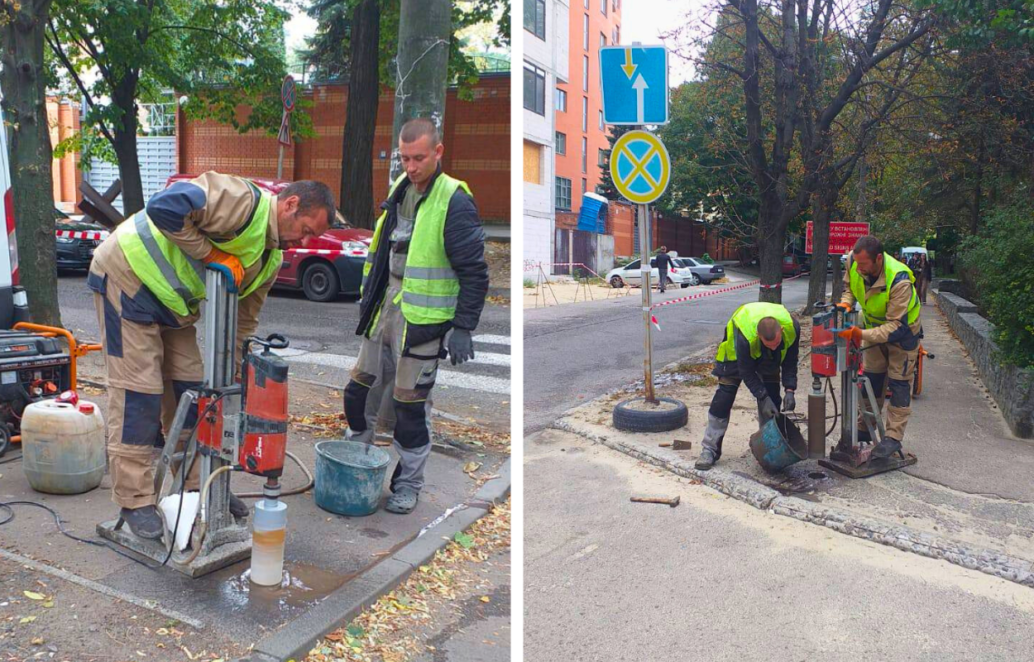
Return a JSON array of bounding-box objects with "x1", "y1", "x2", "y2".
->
[
  {"x1": 364, "y1": 173, "x2": 470, "y2": 325},
  {"x1": 848, "y1": 253, "x2": 921, "y2": 329},
  {"x1": 715, "y1": 302, "x2": 797, "y2": 364},
  {"x1": 116, "y1": 190, "x2": 281, "y2": 316}
]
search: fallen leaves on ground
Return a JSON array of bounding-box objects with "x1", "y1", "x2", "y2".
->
[
  {"x1": 304, "y1": 498, "x2": 510, "y2": 662},
  {"x1": 434, "y1": 419, "x2": 510, "y2": 454}
]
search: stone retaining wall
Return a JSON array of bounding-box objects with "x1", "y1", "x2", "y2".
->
[{"x1": 934, "y1": 286, "x2": 1034, "y2": 438}]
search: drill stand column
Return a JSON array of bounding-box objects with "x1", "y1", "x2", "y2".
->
[{"x1": 97, "y1": 267, "x2": 252, "y2": 577}]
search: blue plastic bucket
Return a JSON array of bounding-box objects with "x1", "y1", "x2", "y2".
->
[
  {"x1": 749, "y1": 414, "x2": 807, "y2": 474},
  {"x1": 314, "y1": 441, "x2": 391, "y2": 517}
]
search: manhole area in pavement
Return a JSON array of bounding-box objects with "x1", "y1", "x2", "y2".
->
[
  {"x1": 212, "y1": 561, "x2": 353, "y2": 618},
  {"x1": 733, "y1": 463, "x2": 834, "y2": 502}
]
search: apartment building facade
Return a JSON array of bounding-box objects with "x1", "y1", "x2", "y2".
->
[
  {"x1": 555, "y1": 0, "x2": 621, "y2": 217},
  {"x1": 523, "y1": 0, "x2": 570, "y2": 275}
]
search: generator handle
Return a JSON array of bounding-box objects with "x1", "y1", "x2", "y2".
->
[{"x1": 12, "y1": 322, "x2": 102, "y2": 390}]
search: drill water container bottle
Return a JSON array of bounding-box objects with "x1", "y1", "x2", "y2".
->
[{"x1": 21, "y1": 400, "x2": 105, "y2": 494}]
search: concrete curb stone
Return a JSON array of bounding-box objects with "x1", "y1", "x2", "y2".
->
[
  {"x1": 474, "y1": 458, "x2": 511, "y2": 504},
  {"x1": 549, "y1": 415, "x2": 1034, "y2": 592}
]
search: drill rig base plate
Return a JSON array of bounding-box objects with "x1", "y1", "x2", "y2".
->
[
  {"x1": 819, "y1": 452, "x2": 917, "y2": 479},
  {"x1": 96, "y1": 519, "x2": 252, "y2": 578}
]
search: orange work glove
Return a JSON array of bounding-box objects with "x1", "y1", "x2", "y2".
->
[
  {"x1": 838, "y1": 326, "x2": 864, "y2": 345},
  {"x1": 204, "y1": 247, "x2": 244, "y2": 288},
  {"x1": 835, "y1": 302, "x2": 853, "y2": 313}
]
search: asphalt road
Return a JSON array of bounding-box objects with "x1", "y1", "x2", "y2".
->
[
  {"x1": 525, "y1": 429, "x2": 1034, "y2": 661},
  {"x1": 57, "y1": 272, "x2": 512, "y2": 429},
  {"x1": 523, "y1": 274, "x2": 810, "y2": 432}
]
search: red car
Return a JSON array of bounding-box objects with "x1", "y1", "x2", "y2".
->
[
  {"x1": 164, "y1": 175, "x2": 372, "y2": 302},
  {"x1": 782, "y1": 255, "x2": 803, "y2": 277}
]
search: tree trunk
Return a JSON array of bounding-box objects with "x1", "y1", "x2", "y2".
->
[
  {"x1": 854, "y1": 154, "x2": 868, "y2": 222},
  {"x1": 756, "y1": 206, "x2": 784, "y2": 304},
  {"x1": 390, "y1": 0, "x2": 450, "y2": 182},
  {"x1": 112, "y1": 77, "x2": 144, "y2": 216},
  {"x1": 0, "y1": 0, "x2": 61, "y2": 327},
  {"x1": 340, "y1": 0, "x2": 380, "y2": 229},
  {"x1": 805, "y1": 188, "x2": 835, "y2": 314}
]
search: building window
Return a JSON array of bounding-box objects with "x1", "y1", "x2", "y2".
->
[
  {"x1": 613, "y1": 0, "x2": 620, "y2": 11},
  {"x1": 556, "y1": 131, "x2": 567, "y2": 155},
  {"x1": 583, "y1": 14, "x2": 589, "y2": 50},
  {"x1": 556, "y1": 88, "x2": 567, "y2": 112},
  {"x1": 614, "y1": 26, "x2": 620, "y2": 43},
  {"x1": 584, "y1": 0, "x2": 589, "y2": 8},
  {"x1": 556, "y1": 177, "x2": 572, "y2": 210},
  {"x1": 524, "y1": 0, "x2": 545, "y2": 39},
  {"x1": 583, "y1": 56, "x2": 589, "y2": 92},
  {"x1": 599, "y1": 109, "x2": 604, "y2": 130},
  {"x1": 582, "y1": 97, "x2": 588, "y2": 132},
  {"x1": 523, "y1": 141, "x2": 542, "y2": 184},
  {"x1": 524, "y1": 64, "x2": 546, "y2": 115},
  {"x1": 582, "y1": 137, "x2": 588, "y2": 173},
  {"x1": 598, "y1": 148, "x2": 606, "y2": 167},
  {"x1": 582, "y1": 178, "x2": 588, "y2": 194},
  {"x1": 601, "y1": 32, "x2": 607, "y2": 48},
  {"x1": 601, "y1": 0, "x2": 607, "y2": 16}
]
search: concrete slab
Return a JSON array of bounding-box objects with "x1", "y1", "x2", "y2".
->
[{"x1": 0, "y1": 377, "x2": 507, "y2": 653}]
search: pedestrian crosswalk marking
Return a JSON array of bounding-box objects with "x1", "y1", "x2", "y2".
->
[{"x1": 474, "y1": 334, "x2": 511, "y2": 346}]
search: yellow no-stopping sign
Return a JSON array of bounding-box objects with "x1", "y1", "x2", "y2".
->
[{"x1": 610, "y1": 130, "x2": 670, "y2": 204}]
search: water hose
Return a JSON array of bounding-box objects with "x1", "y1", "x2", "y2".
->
[
  {"x1": 179, "y1": 464, "x2": 234, "y2": 566},
  {"x1": 237, "y1": 451, "x2": 314, "y2": 498}
]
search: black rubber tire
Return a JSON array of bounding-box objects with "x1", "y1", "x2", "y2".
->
[
  {"x1": 610, "y1": 275, "x2": 624, "y2": 288},
  {"x1": 688, "y1": 273, "x2": 701, "y2": 286},
  {"x1": 613, "y1": 396, "x2": 689, "y2": 433},
  {"x1": 302, "y1": 261, "x2": 340, "y2": 302},
  {"x1": 0, "y1": 426, "x2": 9, "y2": 458}
]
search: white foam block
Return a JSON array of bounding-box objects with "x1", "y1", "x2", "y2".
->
[{"x1": 158, "y1": 492, "x2": 200, "y2": 552}]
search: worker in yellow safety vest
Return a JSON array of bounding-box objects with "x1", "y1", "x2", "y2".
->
[
  {"x1": 696, "y1": 302, "x2": 802, "y2": 470},
  {"x1": 836, "y1": 235, "x2": 923, "y2": 460},
  {"x1": 88, "y1": 173, "x2": 333, "y2": 540},
  {"x1": 342, "y1": 118, "x2": 489, "y2": 515}
]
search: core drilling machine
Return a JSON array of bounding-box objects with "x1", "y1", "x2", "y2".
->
[
  {"x1": 807, "y1": 302, "x2": 918, "y2": 479},
  {"x1": 98, "y1": 266, "x2": 291, "y2": 578}
]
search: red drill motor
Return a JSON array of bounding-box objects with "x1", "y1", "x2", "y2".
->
[{"x1": 238, "y1": 334, "x2": 290, "y2": 479}]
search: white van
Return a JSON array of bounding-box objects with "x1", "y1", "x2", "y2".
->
[{"x1": 0, "y1": 100, "x2": 28, "y2": 329}]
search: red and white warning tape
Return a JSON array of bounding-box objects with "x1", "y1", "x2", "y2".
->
[
  {"x1": 648, "y1": 272, "x2": 808, "y2": 331},
  {"x1": 56, "y1": 229, "x2": 108, "y2": 240}
]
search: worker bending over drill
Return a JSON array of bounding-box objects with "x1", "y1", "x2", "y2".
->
[
  {"x1": 837, "y1": 235, "x2": 922, "y2": 460},
  {"x1": 89, "y1": 173, "x2": 333, "y2": 540},
  {"x1": 343, "y1": 118, "x2": 489, "y2": 515},
  {"x1": 696, "y1": 302, "x2": 801, "y2": 471}
]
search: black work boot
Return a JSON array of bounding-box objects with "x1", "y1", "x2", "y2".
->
[
  {"x1": 871, "y1": 437, "x2": 903, "y2": 460},
  {"x1": 120, "y1": 505, "x2": 164, "y2": 540},
  {"x1": 695, "y1": 447, "x2": 719, "y2": 471},
  {"x1": 229, "y1": 494, "x2": 250, "y2": 519}
]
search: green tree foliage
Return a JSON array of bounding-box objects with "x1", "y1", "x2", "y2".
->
[
  {"x1": 47, "y1": 0, "x2": 290, "y2": 213},
  {"x1": 960, "y1": 198, "x2": 1034, "y2": 367}
]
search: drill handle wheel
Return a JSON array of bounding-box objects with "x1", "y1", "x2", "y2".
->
[{"x1": 244, "y1": 333, "x2": 289, "y2": 356}]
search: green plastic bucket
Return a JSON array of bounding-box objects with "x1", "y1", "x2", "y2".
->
[
  {"x1": 749, "y1": 414, "x2": 807, "y2": 474},
  {"x1": 314, "y1": 440, "x2": 391, "y2": 517}
]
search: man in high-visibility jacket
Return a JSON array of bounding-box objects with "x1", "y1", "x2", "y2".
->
[
  {"x1": 837, "y1": 235, "x2": 923, "y2": 460},
  {"x1": 695, "y1": 302, "x2": 801, "y2": 470},
  {"x1": 88, "y1": 173, "x2": 333, "y2": 540},
  {"x1": 343, "y1": 118, "x2": 489, "y2": 515}
]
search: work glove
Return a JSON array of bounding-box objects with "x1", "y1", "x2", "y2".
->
[
  {"x1": 837, "y1": 326, "x2": 864, "y2": 346},
  {"x1": 205, "y1": 247, "x2": 244, "y2": 289},
  {"x1": 447, "y1": 328, "x2": 475, "y2": 366},
  {"x1": 782, "y1": 390, "x2": 796, "y2": 412},
  {"x1": 835, "y1": 302, "x2": 853, "y2": 313},
  {"x1": 759, "y1": 397, "x2": 779, "y2": 423}
]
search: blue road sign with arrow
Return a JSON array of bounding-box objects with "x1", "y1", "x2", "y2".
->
[{"x1": 599, "y1": 45, "x2": 668, "y2": 125}]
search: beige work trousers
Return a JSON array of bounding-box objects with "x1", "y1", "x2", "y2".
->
[
  {"x1": 91, "y1": 270, "x2": 203, "y2": 509},
  {"x1": 860, "y1": 341, "x2": 919, "y2": 442}
]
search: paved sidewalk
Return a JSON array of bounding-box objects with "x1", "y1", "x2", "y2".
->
[{"x1": 552, "y1": 292, "x2": 1034, "y2": 583}]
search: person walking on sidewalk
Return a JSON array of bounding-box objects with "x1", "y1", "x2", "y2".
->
[
  {"x1": 655, "y1": 246, "x2": 673, "y2": 293},
  {"x1": 88, "y1": 173, "x2": 333, "y2": 540},
  {"x1": 695, "y1": 302, "x2": 801, "y2": 470},
  {"x1": 343, "y1": 118, "x2": 489, "y2": 515},
  {"x1": 836, "y1": 235, "x2": 923, "y2": 460}
]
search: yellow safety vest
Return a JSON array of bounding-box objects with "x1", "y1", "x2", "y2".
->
[
  {"x1": 715, "y1": 302, "x2": 797, "y2": 363},
  {"x1": 848, "y1": 253, "x2": 921, "y2": 329}
]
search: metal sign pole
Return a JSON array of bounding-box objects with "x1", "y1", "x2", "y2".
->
[
  {"x1": 277, "y1": 145, "x2": 285, "y2": 180},
  {"x1": 639, "y1": 201, "x2": 655, "y2": 403}
]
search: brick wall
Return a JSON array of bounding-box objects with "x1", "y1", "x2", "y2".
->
[
  {"x1": 178, "y1": 74, "x2": 510, "y2": 225},
  {"x1": 608, "y1": 202, "x2": 740, "y2": 260}
]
